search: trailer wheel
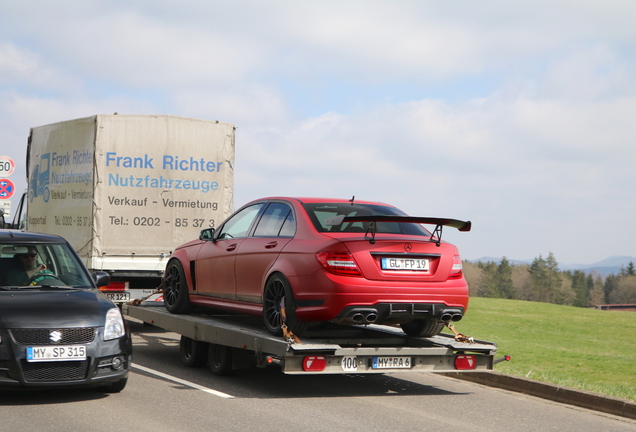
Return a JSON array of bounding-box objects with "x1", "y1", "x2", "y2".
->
[
  {"x1": 208, "y1": 344, "x2": 233, "y2": 376},
  {"x1": 400, "y1": 319, "x2": 444, "y2": 337},
  {"x1": 164, "y1": 260, "x2": 193, "y2": 314},
  {"x1": 263, "y1": 273, "x2": 307, "y2": 337},
  {"x1": 180, "y1": 336, "x2": 208, "y2": 367}
]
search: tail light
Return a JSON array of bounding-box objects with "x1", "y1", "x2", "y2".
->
[
  {"x1": 99, "y1": 281, "x2": 129, "y2": 292},
  {"x1": 303, "y1": 356, "x2": 327, "y2": 372},
  {"x1": 449, "y1": 255, "x2": 463, "y2": 279},
  {"x1": 316, "y1": 252, "x2": 362, "y2": 276},
  {"x1": 455, "y1": 355, "x2": 477, "y2": 370}
]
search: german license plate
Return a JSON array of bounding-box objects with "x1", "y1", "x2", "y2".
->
[
  {"x1": 106, "y1": 292, "x2": 130, "y2": 302},
  {"x1": 26, "y1": 345, "x2": 87, "y2": 362},
  {"x1": 381, "y1": 258, "x2": 429, "y2": 271},
  {"x1": 372, "y1": 356, "x2": 412, "y2": 369}
]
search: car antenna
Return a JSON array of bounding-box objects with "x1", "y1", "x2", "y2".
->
[{"x1": 349, "y1": 195, "x2": 355, "y2": 205}]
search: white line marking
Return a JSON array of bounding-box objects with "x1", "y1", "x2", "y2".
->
[{"x1": 132, "y1": 363, "x2": 235, "y2": 399}]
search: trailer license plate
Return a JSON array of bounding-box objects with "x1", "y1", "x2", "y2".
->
[
  {"x1": 381, "y1": 258, "x2": 429, "y2": 271},
  {"x1": 27, "y1": 345, "x2": 87, "y2": 362},
  {"x1": 106, "y1": 292, "x2": 130, "y2": 302},
  {"x1": 372, "y1": 356, "x2": 411, "y2": 369}
]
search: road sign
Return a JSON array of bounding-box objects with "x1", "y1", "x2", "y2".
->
[
  {"x1": 0, "y1": 178, "x2": 15, "y2": 199},
  {"x1": 0, "y1": 156, "x2": 16, "y2": 178}
]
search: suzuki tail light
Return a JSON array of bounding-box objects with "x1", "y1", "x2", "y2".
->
[{"x1": 316, "y1": 252, "x2": 362, "y2": 276}]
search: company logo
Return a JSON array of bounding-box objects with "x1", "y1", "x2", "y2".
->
[
  {"x1": 404, "y1": 243, "x2": 412, "y2": 252},
  {"x1": 49, "y1": 330, "x2": 62, "y2": 343}
]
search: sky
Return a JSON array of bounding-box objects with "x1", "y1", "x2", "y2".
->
[{"x1": 1, "y1": 0, "x2": 635, "y2": 265}]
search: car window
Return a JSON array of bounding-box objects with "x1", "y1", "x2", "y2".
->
[
  {"x1": 0, "y1": 242, "x2": 93, "y2": 288},
  {"x1": 253, "y1": 203, "x2": 295, "y2": 237},
  {"x1": 302, "y1": 203, "x2": 431, "y2": 236},
  {"x1": 278, "y1": 211, "x2": 296, "y2": 237},
  {"x1": 217, "y1": 203, "x2": 264, "y2": 239}
]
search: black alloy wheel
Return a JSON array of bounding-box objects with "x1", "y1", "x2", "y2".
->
[
  {"x1": 164, "y1": 260, "x2": 193, "y2": 314},
  {"x1": 262, "y1": 273, "x2": 307, "y2": 337}
]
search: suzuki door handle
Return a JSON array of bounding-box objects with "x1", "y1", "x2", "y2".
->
[
  {"x1": 265, "y1": 242, "x2": 278, "y2": 249},
  {"x1": 226, "y1": 244, "x2": 237, "y2": 251}
]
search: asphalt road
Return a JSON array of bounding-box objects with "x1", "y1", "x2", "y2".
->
[{"x1": 2, "y1": 319, "x2": 635, "y2": 432}]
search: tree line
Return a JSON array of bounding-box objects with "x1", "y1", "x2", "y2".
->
[{"x1": 463, "y1": 253, "x2": 636, "y2": 307}]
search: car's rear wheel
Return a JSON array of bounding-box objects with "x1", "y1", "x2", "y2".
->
[
  {"x1": 400, "y1": 319, "x2": 444, "y2": 337},
  {"x1": 208, "y1": 344, "x2": 233, "y2": 376},
  {"x1": 180, "y1": 336, "x2": 208, "y2": 367},
  {"x1": 263, "y1": 273, "x2": 307, "y2": 337},
  {"x1": 164, "y1": 260, "x2": 194, "y2": 314}
]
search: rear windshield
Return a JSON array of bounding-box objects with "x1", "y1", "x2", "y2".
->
[{"x1": 302, "y1": 203, "x2": 431, "y2": 236}]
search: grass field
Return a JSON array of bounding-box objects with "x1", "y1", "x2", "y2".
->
[{"x1": 441, "y1": 297, "x2": 636, "y2": 402}]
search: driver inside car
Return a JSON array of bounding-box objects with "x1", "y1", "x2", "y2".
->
[{"x1": 6, "y1": 247, "x2": 55, "y2": 286}]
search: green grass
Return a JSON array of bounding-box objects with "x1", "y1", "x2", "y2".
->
[{"x1": 442, "y1": 297, "x2": 636, "y2": 402}]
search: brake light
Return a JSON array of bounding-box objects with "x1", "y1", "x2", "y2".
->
[
  {"x1": 316, "y1": 252, "x2": 362, "y2": 276},
  {"x1": 303, "y1": 356, "x2": 327, "y2": 372},
  {"x1": 455, "y1": 355, "x2": 477, "y2": 370},
  {"x1": 449, "y1": 255, "x2": 463, "y2": 279},
  {"x1": 99, "y1": 281, "x2": 129, "y2": 292}
]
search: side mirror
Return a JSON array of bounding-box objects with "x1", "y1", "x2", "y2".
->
[
  {"x1": 199, "y1": 227, "x2": 216, "y2": 241},
  {"x1": 93, "y1": 270, "x2": 111, "y2": 288}
]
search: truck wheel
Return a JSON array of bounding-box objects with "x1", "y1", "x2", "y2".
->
[
  {"x1": 400, "y1": 319, "x2": 444, "y2": 337},
  {"x1": 208, "y1": 344, "x2": 233, "y2": 376},
  {"x1": 164, "y1": 260, "x2": 194, "y2": 314},
  {"x1": 262, "y1": 273, "x2": 307, "y2": 337},
  {"x1": 180, "y1": 336, "x2": 208, "y2": 367}
]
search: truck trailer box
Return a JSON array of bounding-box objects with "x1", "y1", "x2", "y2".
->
[{"x1": 25, "y1": 114, "x2": 235, "y2": 301}]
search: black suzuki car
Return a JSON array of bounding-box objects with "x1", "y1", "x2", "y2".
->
[{"x1": 0, "y1": 230, "x2": 132, "y2": 392}]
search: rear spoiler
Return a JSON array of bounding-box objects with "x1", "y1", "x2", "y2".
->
[{"x1": 325, "y1": 215, "x2": 471, "y2": 246}]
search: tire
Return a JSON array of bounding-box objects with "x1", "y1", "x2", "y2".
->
[
  {"x1": 262, "y1": 273, "x2": 308, "y2": 337},
  {"x1": 164, "y1": 260, "x2": 193, "y2": 314},
  {"x1": 400, "y1": 319, "x2": 445, "y2": 337},
  {"x1": 99, "y1": 377, "x2": 127, "y2": 393},
  {"x1": 180, "y1": 336, "x2": 208, "y2": 367},
  {"x1": 208, "y1": 344, "x2": 233, "y2": 376}
]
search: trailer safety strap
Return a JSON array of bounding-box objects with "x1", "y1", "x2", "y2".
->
[
  {"x1": 280, "y1": 300, "x2": 302, "y2": 344},
  {"x1": 445, "y1": 323, "x2": 474, "y2": 344}
]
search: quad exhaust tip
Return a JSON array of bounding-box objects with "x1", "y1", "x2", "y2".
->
[
  {"x1": 440, "y1": 309, "x2": 464, "y2": 322},
  {"x1": 351, "y1": 310, "x2": 379, "y2": 324}
]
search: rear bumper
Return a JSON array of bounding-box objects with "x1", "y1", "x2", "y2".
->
[{"x1": 290, "y1": 271, "x2": 469, "y2": 323}]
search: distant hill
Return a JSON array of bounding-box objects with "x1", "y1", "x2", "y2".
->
[{"x1": 469, "y1": 255, "x2": 636, "y2": 277}]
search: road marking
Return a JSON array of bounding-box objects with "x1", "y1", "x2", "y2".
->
[{"x1": 132, "y1": 363, "x2": 235, "y2": 399}]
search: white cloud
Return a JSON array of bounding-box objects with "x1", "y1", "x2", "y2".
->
[{"x1": 1, "y1": 0, "x2": 636, "y2": 264}]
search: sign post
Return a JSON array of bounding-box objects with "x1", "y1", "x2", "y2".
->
[
  {"x1": 0, "y1": 156, "x2": 16, "y2": 178},
  {"x1": 0, "y1": 178, "x2": 15, "y2": 200}
]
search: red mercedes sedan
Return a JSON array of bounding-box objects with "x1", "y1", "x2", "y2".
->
[{"x1": 163, "y1": 197, "x2": 471, "y2": 337}]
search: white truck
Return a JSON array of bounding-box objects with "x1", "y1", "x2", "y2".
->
[{"x1": 15, "y1": 114, "x2": 235, "y2": 303}]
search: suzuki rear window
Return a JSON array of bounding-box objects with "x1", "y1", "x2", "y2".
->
[{"x1": 302, "y1": 203, "x2": 431, "y2": 236}]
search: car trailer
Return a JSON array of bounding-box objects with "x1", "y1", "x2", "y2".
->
[{"x1": 123, "y1": 303, "x2": 503, "y2": 375}]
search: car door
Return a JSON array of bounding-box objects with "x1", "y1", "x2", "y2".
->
[
  {"x1": 195, "y1": 203, "x2": 265, "y2": 300},
  {"x1": 235, "y1": 202, "x2": 296, "y2": 303}
]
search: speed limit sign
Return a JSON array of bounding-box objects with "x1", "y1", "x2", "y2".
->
[{"x1": 0, "y1": 156, "x2": 15, "y2": 178}]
